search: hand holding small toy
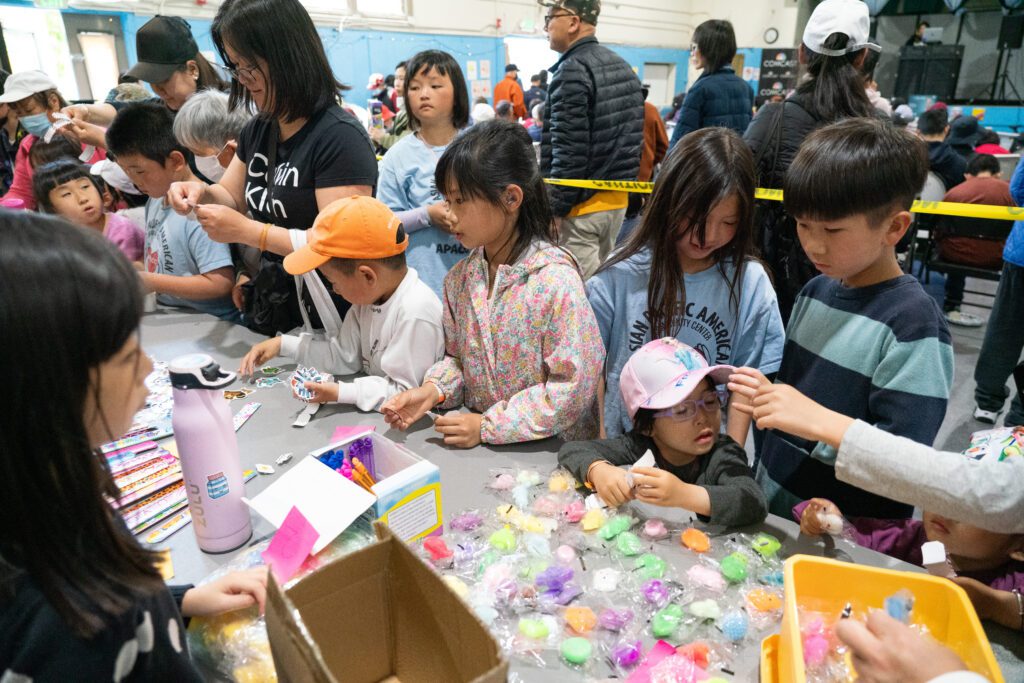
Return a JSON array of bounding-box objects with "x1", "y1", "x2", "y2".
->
[
  {"x1": 381, "y1": 384, "x2": 440, "y2": 430},
  {"x1": 632, "y1": 467, "x2": 711, "y2": 516},
  {"x1": 586, "y1": 461, "x2": 634, "y2": 507},
  {"x1": 434, "y1": 412, "x2": 483, "y2": 448},
  {"x1": 239, "y1": 337, "x2": 282, "y2": 378},
  {"x1": 180, "y1": 568, "x2": 269, "y2": 617},
  {"x1": 800, "y1": 498, "x2": 844, "y2": 536},
  {"x1": 303, "y1": 381, "x2": 340, "y2": 404}
]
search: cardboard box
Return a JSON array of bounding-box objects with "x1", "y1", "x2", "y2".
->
[
  {"x1": 310, "y1": 431, "x2": 443, "y2": 543},
  {"x1": 266, "y1": 522, "x2": 509, "y2": 683}
]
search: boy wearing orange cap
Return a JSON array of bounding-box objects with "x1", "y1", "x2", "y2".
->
[{"x1": 239, "y1": 196, "x2": 444, "y2": 411}]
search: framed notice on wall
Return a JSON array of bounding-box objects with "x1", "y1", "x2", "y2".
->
[{"x1": 756, "y1": 48, "x2": 799, "y2": 106}]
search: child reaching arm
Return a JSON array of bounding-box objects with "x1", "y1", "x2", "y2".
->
[
  {"x1": 238, "y1": 197, "x2": 444, "y2": 412},
  {"x1": 382, "y1": 120, "x2": 604, "y2": 447},
  {"x1": 558, "y1": 339, "x2": 767, "y2": 527}
]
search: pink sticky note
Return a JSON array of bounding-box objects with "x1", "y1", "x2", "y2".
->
[
  {"x1": 261, "y1": 506, "x2": 320, "y2": 584},
  {"x1": 331, "y1": 425, "x2": 375, "y2": 444}
]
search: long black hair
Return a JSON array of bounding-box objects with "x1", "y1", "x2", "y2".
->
[
  {"x1": 212, "y1": 0, "x2": 348, "y2": 122},
  {"x1": 0, "y1": 212, "x2": 163, "y2": 637},
  {"x1": 602, "y1": 127, "x2": 756, "y2": 339},
  {"x1": 434, "y1": 119, "x2": 554, "y2": 266},
  {"x1": 33, "y1": 159, "x2": 100, "y2": 213},
  {"x1": 403, "y1": 50, "x2": 470, "y2": 131},
  {"x1": 799, "y1": 33, "x2": 874, "y2": 123}
]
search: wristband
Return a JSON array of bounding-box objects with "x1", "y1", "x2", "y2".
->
[
  {"x1": 586, "y1": 460, "x2": 610, "y2": 488},
  {"x1": 259, "y1": 223, "x2": 271, "y2": 252},
  {"x1": 426, "y1": 381, "x2": 445, "y2": 406}
]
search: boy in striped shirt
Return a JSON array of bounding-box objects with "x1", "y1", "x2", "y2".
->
[{"x1": 746, "y1": 118, "x2": 954, "y2": 519}]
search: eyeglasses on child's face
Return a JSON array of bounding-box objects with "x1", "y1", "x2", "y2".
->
[{"x1": 652, "y1": 389, "x2": 728, "y2": 421}]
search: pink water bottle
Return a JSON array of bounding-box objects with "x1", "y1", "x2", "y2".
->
[{"x1": 170, "y1": 353, "x2": 252, "y2": 553}]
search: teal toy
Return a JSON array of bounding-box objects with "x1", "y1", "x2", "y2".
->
[
  {"x1": 616, "y1": 531, "x2": 644, "y2": 556},
  {"x1": 721, "y1": 552, "x2": 749, "y2": 583},
  {"x1": 598, "y1": 515, "x2": 633, "y2": 540},
  {"x1": 634, "y1": 553, "x2": 667, "y2": 580},
  {"x1": 651, "y1": 604, "x2": 684, "y2": 637},
  {"x1": 752, "y1": 533, "x2": 782, "y2": 559},
  {"x1": 561, "y1": 637, "x2": 593, "y2": 665}
]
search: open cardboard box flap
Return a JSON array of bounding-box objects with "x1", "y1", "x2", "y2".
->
[{"x1": 266, "y1": 521, "x2": 508, "y2": 683}]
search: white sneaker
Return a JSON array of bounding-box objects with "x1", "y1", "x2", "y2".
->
[
  {"x1": 973, "y1": 406, "x2": 1000, "y2": 424},
  {"x1": 945, "y1": 310, "x2": 985, "y2": 327}
]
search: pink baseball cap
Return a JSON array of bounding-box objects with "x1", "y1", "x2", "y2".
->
[{"x1": 619, "y1": 338, "x2": 734, "y2": 419}]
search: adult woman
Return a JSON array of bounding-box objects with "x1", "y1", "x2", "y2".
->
[
  {"x1": 0, "y1": 213, "x2": 266, "y2": 680},
  {"x1": 668, "y1": 19, "x2": 752, "y2": 147},
  {"x1": 168, "y1": 0, "x2": 377, "y2": 335},
  {"x1": 61, "y1": 16, "x2": 228, "y2": 148},
  {"x1": 744, "y1": 0, "x2": 878, "y2": 323},
  {"x1": 0, "y1": 70, "x2": 105, "y2": 210}
]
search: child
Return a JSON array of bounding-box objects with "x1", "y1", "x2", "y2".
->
[
  {"x1": 238, "y1": 196, "x2": 444, "y2": 411},
  {"x1": 105, "y1": 102, "x2": 238, "y2": 322},
  {"x1": 377, "y1": 50, "x2": 470, "y2": 297},
  {"x1": 27, "y1": 135, "x2": 81, "y2": 169},
  {"x1": 746, "y1": 117, "x2": 954, "y2": 520},
  {"x1": 0, "y1": 212, "x2": 266, "y2": 680},
  {"x1": 795, "y1": 497, "x2": 1024, "y2": 632},
  {"x1": 381, "y1": 120, "x2": 604, "y2": 447},
  {"x1": 559, "y1": 339, "x2": 767, "y2": 527},
  {"x1": 589, "y1": 126, "x2": 784, "y2": 441},
  {"x1": 33, "y1": 159, "x2": 144, "y2": 263}
]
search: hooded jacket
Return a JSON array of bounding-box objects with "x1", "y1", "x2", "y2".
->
[
  {"x1": 425, "y1": 241, "x2": 605, "y2": 444},
  {"x1": 540, "y1": 36, "x2": 644, "y2": 218}
]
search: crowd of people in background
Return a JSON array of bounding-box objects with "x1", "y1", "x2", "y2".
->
[{"x1": 2, "y1": 0, "x2": 1024, "y2": 680}]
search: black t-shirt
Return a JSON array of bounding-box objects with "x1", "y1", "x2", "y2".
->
[{"x1": 237, "y1": 105, "x2": 378, "y2": 231}]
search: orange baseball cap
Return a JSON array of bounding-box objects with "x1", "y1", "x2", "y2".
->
[{"x1": 283, "y1": 196, "x2": 407, "y2": 275}]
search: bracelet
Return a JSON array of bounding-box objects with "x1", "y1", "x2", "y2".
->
[
  {"x1": 1013, "y1": 589, "x2": 1023, "y2": 632},
  {"x1": 426, "y1": 381, "x2": 445, "y2": 406},
  {"x1": 258, "y1": 223, "x2": 271, "y2": 252},
  {"x1": 586, "y1": 460, "x2": 610, "y2": 488}
]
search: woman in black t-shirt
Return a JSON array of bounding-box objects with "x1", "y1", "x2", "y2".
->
[
  {"x1": 0, "y1": 214, "x2": 266, "y2": 682},
  {"x1": 168, "y1": 0, "x2": 377, "y2": 334}
]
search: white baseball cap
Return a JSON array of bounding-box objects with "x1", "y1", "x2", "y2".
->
[
  {"x1": 803, "y1": 0, "x2": 881, "y2": 57},
  {"x1": 0, "y1": 70, "x2": 58, "y2": 103}
]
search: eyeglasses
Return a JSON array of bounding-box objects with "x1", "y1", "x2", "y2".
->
[
  {"x1": 224, "y1": 62, "x2": 261, "y2": 84},
  {"x1": 653, "y1": 389, "x2": 729, "y2": 422},
  {"x1": 544, "y1": 11, "x2": 577, "y2": 27}
]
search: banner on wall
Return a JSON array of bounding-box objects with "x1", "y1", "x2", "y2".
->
[
  {"x1": 755, "y1": 48, "x2": 799, "y2": 106},
  {"x1": 471, "y1": 80, "x2": 492, "y2": 99}
]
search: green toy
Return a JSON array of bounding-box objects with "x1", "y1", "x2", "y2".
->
[
  {"x1": 518, "y1": 618, "x2": 550, "y2": 640},
  {"x1": 598, "y1": 515, "x2": 633, "y2": 540},
  {"x1": 488, "y1": 525, "x2": 517, "y2": 552},
  {"x1": 688, "y1": 598, "x2": 721, "y2": 620},
  {"x1": 752, "y1": 533, "x2": 782, "y2": 559},
  {"x1": 721, "y1": 552, "x2": 749, "y2": 583},
  {"x1": 634, "y1": 553, "x2": 667, "y2": 580},
  {"x1": 616, "y1": 531, "x2": 644, "y2": 556},
  {"x1": 652, "y1": 604, "x2": 684, "y2": 637},
  {"x1": 476, "y1": 549, "x2": 500, "y2": 577},
  {"x1": 561, "y1": 637, "x2": 593, "y2": 665}
]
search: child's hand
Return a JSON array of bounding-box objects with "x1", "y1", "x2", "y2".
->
[
  {"x1": 381, "y1": 385, "x2": 440, "y2": 430},
  {"x1": 303, "y1": 381, "x2": 339, "y2": 404},
  {"x1": 800, "y1": 498, "x2": 842, "y2": 536},
  {"x1": 179, "y1": 568, "x2": 268, "y2": 618},
  {"x1": 168, "y1": 181, "x2": 208, "y2": 216},
  {"x1": 233, "y1": 273, "x2": 250, "y2": 311},
  {"x1": 588, "y1": 462, "x2": 633, "y2": 507},
  {"x1": 434, "y1": 413, "x2": 482, "y2": 448},
  {"x1": 427, "y1": 202, "x2": 454, "y2": 231},
  {"x1": 951, "y1": 577, "x2": 1022, "y2": 630},
  {"x1": 742, "y1": 383, "x2": 854, "y2": 448},
  {"x1": 726, "y1": 367, "x2": 771, "y2": 410},
  {"x1": 630, "y1": 467, "x2": 685, "y2": 508},
  {"x1": 239, "y1": 337, "x2": 282, "y2": 378},
  {"x1": 195, "y1": 204, "x2": 253, "y2": 244}
]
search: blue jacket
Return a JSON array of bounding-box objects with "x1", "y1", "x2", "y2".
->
[
  {"x1": 669, "y1": 66, "x2": 753, "y2": 148},
  {"x1": 1003, "y1": 159, "x2": 1024, "y2": 268}
]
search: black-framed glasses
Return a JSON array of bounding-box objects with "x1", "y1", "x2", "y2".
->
[
  {"x1": 224, "y1": 62, "x2": 261, "y2": 83},
  {"x1": 544, "y1": 11, "x2": 577, "y2": 27}
]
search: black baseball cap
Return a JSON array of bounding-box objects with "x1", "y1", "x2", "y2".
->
[
  {"x1": 126, "y1": 16, "x2": 199, "y2": 84},
  {"x1": 539, "y1": 0, "x2": 601, "y2": 26},
  {"x1": 505, "y1": 64, "x2": 519, "y2": 72}
]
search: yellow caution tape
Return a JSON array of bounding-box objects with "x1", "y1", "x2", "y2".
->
[{"x1": 543, "y1": 178, "x2": 1024, "y2": 221}]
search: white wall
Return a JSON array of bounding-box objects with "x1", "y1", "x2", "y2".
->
[{"x1": 69, "y1": 0, "x2": 801, "y2": 51}]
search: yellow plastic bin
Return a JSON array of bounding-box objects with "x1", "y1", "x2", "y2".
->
[{"x1": 760, "y1": 555, "x2": 1003, "y2": 683}]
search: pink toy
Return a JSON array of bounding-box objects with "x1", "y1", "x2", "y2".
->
[
  {"x1": 564, "y1": 499, "x2": 586, "y2": 523},
  {"x1": 533, "y1": 495, "x2": 561, "y2": 516},
  {"x1": 802, "y1": 619, "x2": 830, "y2": 667},
  {"x1": 490, "y1": 473, "x2": 516, "y2": 490},
  {"x1": 687, "y1": 564, "x2": 727, "y2": 593},
  {"x1": 555, "y1": 544, "x2": 577, "y2": 564},
  {"x1": 424, "y1": 537, "x2": 452, "y2": 561},
  {"x1": 642, "y1": 518, "x2": 668, "y2": 539}
]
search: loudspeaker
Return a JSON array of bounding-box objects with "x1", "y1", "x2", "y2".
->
[
  {"x1": 999, "y1": 14, "x2": 1024, "y2": 50},
  {"x1": 894, "y1": 45, "x2": 964, "y2": 101}
]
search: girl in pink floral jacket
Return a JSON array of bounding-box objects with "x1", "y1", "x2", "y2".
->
[{"x1": 382, "y1": 120, "x2": 605, "y2": 447}]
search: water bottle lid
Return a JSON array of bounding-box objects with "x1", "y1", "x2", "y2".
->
[{"x1": 169, "y1": 353, "x2": 237, "y2": 390}]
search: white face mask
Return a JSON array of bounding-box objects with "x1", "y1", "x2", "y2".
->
[{"x1": 194, "y1": 153, "x2": 225, "y2": 183}]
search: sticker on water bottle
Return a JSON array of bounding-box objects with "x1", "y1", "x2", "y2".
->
[{"x1": 207, "y1": 471, "x2": 230, "y2": 499}]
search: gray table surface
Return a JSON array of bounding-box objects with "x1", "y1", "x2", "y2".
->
[{"x1": 139, "y1": 308, "x2": 930, "y2": 682}]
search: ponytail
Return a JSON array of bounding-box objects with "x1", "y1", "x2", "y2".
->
[{"x1": 798, "y1": 33, "x2": 874, "y2": 123}]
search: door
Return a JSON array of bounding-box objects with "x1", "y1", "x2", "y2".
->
[
  {"x1": 61, "y1": 13, "x2": 128, "y2": 102},
  {"x1": 643, "y1": 62, "x2": 675, "y2": 109}
]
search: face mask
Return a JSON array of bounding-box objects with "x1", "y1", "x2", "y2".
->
[
  {"x1": 194, "y1": 154, "x2": 226, "y2": 183},
  {"x1": 19, "y1": 112, "x2": 51, "y2": 138}
]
